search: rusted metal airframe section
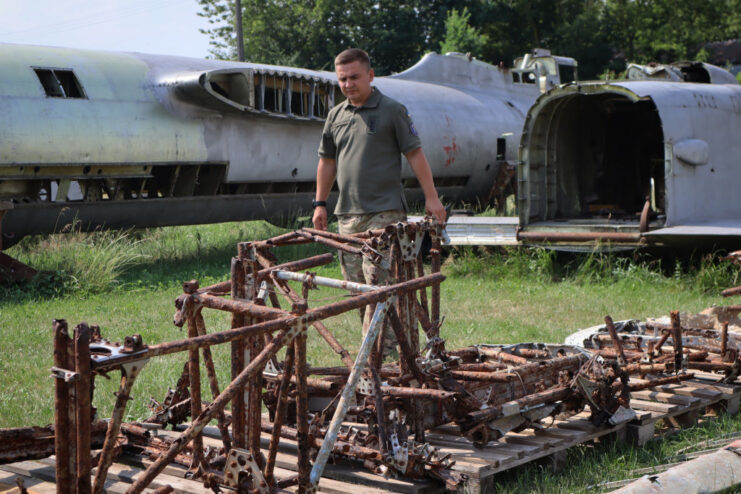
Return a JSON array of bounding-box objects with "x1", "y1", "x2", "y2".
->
[
  {"x1": 41, "y1": 222, "x2": 450, "y2": 493},
  {"x1": 569, "y1": 308, "x2": 741, "y2": 384},
  {"x1": 21, "y1": 221, "x2": 715, "y2": 493}
]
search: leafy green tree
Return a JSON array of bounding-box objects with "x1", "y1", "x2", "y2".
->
[
  {"x1": 197, "y1": 0, "x2": 471, "y2": 74},
  {"x1": 439, "y1": 7, "x2": 489, "y2": 58}
]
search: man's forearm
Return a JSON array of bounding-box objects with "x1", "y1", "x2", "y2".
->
[
  {"x1": 315, "y1": 157, "x2": 337, "y2": 200},
  {"x1": 406, "y1": 148, "x2": 438, "y2": 200}
]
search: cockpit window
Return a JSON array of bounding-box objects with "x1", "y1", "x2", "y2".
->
[{"x1": 33, "y1": 68, "x2": 86, "y2": 99}]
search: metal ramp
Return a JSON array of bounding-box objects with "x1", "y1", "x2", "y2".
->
[{"x1": 409, "y1": 215, "x2": 519, "y2": 246}]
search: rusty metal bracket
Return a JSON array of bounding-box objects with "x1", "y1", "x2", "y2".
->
[
  {"x1": 50, "y1": 366, "x2": 79, "y2": 383},
  {"x1": 397, "y1": 226, "x2": 424, "y2": 262},
  {"x1": 223, "y1": 448, "x2": 269, "y2": 493}
]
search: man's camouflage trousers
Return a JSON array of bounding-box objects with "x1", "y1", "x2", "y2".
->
[{"x1": 337, "y1": 209, "x2": 406, "y2": 359}]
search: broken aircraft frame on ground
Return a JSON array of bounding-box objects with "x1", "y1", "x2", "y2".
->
[{"x1": 2, "y1": 219, "x2": 730, "y2": 493}]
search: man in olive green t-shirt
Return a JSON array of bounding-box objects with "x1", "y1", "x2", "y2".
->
[{"x1": 311, "y1": 48, "x2": 445, "y2": 357}]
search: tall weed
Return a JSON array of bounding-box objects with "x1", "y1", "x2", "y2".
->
[{"x1": 10, "y1": 228, "x2": 145, "y2": 295}]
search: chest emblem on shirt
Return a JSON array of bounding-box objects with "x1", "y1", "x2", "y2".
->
[{"x1": 367, "y1": 116, "x2": 377, "y2": 134}]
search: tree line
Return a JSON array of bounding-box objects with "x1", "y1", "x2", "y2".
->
[{"x1": 197, "y1": 0, "x2": 741, "y2": 79}]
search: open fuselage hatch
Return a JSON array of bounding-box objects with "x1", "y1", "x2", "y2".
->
[{"x1": 518, "y1": 86, "x2": 667, "y2": 247}]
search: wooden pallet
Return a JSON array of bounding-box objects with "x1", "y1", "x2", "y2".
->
[
  {"x1": 3, "y1": 376, "x2": 739, "y2": 494},
  {"x1": 625, "y1": 373, "x2": 741, "y2": 446}
]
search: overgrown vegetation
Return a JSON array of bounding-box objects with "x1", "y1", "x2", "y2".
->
[
  {"x1": 1, "y1": 221, "x2": 739, "y2": 492},
  {"x1": 198, "y1": 0, "x2": 741, "y2": 79}
]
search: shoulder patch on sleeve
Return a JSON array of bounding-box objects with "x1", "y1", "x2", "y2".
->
[{"x1": 407, "y1": 112, "x2": 419, "y2": 136}]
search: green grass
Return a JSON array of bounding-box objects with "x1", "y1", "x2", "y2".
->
[{"x1": 1, "y1": 221, "x2": 740, "y2": 492}]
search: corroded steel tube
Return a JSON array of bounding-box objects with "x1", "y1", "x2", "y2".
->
[
  {"x1": 124, "y1": 325, "x2": 294, "y2": 494},
  {"x1": 381, "y1": 387, "x2": 457, "y2": 399},
  {"x1": 97, "y1": 273, "x2": 445, "y2": 372},
  {"x1": 93, "y1": 361, "x2": 146, "y2": 494},
  {"x1": 460, "y1": 386, "x2": 573, "y2": 430},
  {"x1": 185, "y1": 304, "x2": 204, "y2": 470},
  {"x1": 671, "y1": 311, "x2": 684, "y2": 372},
  {"x1": 231, "y1": 256, "x2": 247, "y2": 449},
  {"x1": 194, "y1": 312, "x2": 231, "y2": 453},
  {"x1": 295, "y1": 332, "x2": 310, "y2": 492},
  {"x1": 722, "y1": 285, "x2": 741, "y2": 297},
  {"x1": 295, "y1": 230, "x2": 364, "y2": 256},
  {"x1": 301, "y1": 227, "x2": 365, "y2": 245},
  {"x1": 197, "y1": 294, "x2": 287, "y2": 319},
  {"x1": 625, "y1": 373, "x2": 695, "y2": 391},
  {"x1": 309, "y1": 300, "x2": 392, "y2": 488},
  {"x1": 605, "y1": 315, "x2": 627, "y2": 363},
  {"x1": 430, "y1": 230, "x2": 441, "y2": 336},
  {"x1": 444, "y1": 370, "x2": 514, "y2": 382},
  {"x1": 517, "y1": 348, "x2": 551, "y2": 359},
  {"x1": 194, "y1": 253, "x2": 334, "y2": 294},
  {"x1": 53, "y1": 320, "x2": 72, "y2": 494},
  {"x1": 386, "y1": 308, "x2": 426, "y2": 384},
  {"x1": 75, "y1": 323, "x2": 92, "y2": 494},
  {"x1": 259, "y1": 258, "x2": 354, "y2": 369},
  {"x1": 260, "y1": 421, "x2": 381, "y2": 460},
  {"x1": 265, "y1": 346, "x2": 295, "y2": 484}
]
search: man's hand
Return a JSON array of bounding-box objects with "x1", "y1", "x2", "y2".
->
[
  {"x1": 425, "y1": 196, "x2": 447, "y2": 224},
  {"x1": 312, "y1": 206, "x2": 328, "y2": 230}
]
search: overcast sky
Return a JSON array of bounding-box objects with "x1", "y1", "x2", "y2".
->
[{"x1": 1, "y1": 0, "x2": 215, "y2": 59}]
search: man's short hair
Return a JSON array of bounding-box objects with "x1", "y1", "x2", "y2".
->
[{"x1": 334, "y1": 48, "x2": 371, "y2": 70}]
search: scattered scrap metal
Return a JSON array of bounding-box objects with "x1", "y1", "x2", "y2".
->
[{"x1": 0, "y1": 221, "x2": 733, "y2": 493}]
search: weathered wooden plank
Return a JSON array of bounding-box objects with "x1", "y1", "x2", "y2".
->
[{"x1": 632, "y1": 390, "x2": 700, "y2": 406}]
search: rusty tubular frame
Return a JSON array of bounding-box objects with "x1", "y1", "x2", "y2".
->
[
  {"x1": 230, "y1": 255, "x2": 247, "y2": 450},
  {"x1": 75, "y1": 323, "x2": 93, "y2": 494},
  {"x1": 95, "y1": 274, "x2": 444, "y2": 373},
  {"x1": 184, "y1": 298, "x2": 205, "y2": 470},
  {"x1": 605, "y1": 315, "x2": 627, "y2": 363},
  {"x1": 430, "y1": 226, "x2": 442, "y2": 336},
  {"x1": 309, "y1": 300, "x2": 393, "y2": 488},
  {"x1": 194, "y1": 253, "x2": 334, "y2": 295},
  {"x1": 53, "y1": 319, "x2": 73, "y2": 494},
  {"x1": 92, "y1": 358, "x2": 147, "y2": 494},
  {"x1": 301, "y1": 227, "x2": 366, "y2": 245},
  {"x1": 67, "y1": 329, "x2": 77, "y2": 491},
  {"x1": 124, "y1": 275, "x2": 442, "y2": 494},
  {"x1": 295, "y1": 230, "x2": 365, "y2": 256},
  {"x1": 255, "y1": 255, "x2": 363, "y2": 369},
  {"x1": 194, "y1": 312, "x2": 232, "y2": 453},
  {"x1": 294, "y1": 330, "x2": 310, "y2": 492},
  {"x1": 671, "y1": 310, "x2": 684, "y2": 372},
  {"x1": 265, "y1": 345, "x2": 295, "y2": 484}
]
